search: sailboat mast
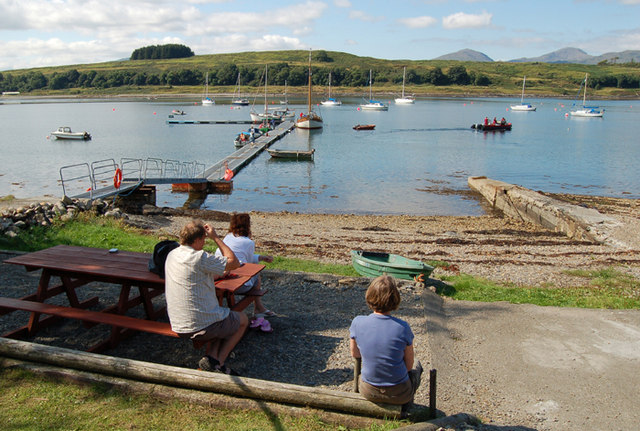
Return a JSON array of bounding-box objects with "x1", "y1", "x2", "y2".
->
[
  {"x1": 307, "y1": 50, "x2": 312, "y2": 113},
  {"x1": 521, "y1": 76, "x2": 526, "y2": 103},
  {"x1": 402, "y1": 67, "x2": 406, "y2": 98},
  {"x1": 369, "y1": 69, "x2": 372, "y2": 101},
  {"x1": 264, "y1": 65, "x2": 268, "y2": 114},
  {"x1": 328, "y1": 72, "x2": 332, "y2": 99},
  {"x1": 583, "y1": 73, "x2": 588, "y2": 106}
]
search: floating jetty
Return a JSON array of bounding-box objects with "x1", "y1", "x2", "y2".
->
[
  {"x1": 468, "y1": 176, "x2": 627, "y2": 247},
  {"x1": 166, "y1": 119, "x2": 256, "y2": 125}
]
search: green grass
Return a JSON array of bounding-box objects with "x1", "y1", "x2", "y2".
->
[
  {"x1": 2, "y1": 213, "x2": 638, "y2": 309},
  {"x1": 0, "y1": 368, "x2": 403, "y2": 431},
  {"x1": 438, "y1": 271, "x2": 640, "y2": 309}
]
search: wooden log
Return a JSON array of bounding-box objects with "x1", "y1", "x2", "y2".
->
[{"x1": 0, "y1": 338, "x2": 401, "y2": 418}]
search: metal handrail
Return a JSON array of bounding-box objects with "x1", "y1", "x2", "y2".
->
[{"x1": 59, "y1": 163, "x2": 92, "y2": 199}]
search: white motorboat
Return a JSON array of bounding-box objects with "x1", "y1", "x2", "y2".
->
[
  {"x1": 296, "y1": 50, "x2": 323, "y2": 130},
  {"x1": 571, "y1": 74, "x2": 603, "y2": 117},
  {"x1": 394, "y1": 67, "x2": 415, "y2": 104},
  {"x1": 360, "y1": 70, "x2": 388, "y2": 111},
  {"x1": 510, "y1": 76, "x2": 536, "y2": 111},
  {"x1": 51, "y1": 126, "x2": 91, "y2": 140}
]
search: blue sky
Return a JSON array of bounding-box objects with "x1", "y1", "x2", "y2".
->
[{"x1": 1, "y1": 0, "x2": 639, "y2": 71}]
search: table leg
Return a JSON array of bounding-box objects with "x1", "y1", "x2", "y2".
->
[{"x1": 26, "y1": 270, "x2": 52, "y2": 335}]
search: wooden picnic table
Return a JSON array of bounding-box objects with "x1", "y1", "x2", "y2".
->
[{"x1": 1, "y1": 245, "x2": 264, "y2": 352}]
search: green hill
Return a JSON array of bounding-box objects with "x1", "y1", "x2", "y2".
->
[{"x1": 1, "y1": 50, "x2": 639, "y2": 98}]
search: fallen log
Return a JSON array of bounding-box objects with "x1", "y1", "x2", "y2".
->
[{"x1": 0, "y1": 338, "x2": 401, "y2": 418}]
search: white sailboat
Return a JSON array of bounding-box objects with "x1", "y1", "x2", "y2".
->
[
  {"x1": 231, "y1": 72, "x2": 249, "y2": 106},
  {"x1": 201, "y1": 72, "x2": 214, "y2": 105},
  {"x1": 510, "y1": 76, "x2": 536, "y2": 111},
  {"x1": 250, "y1": 65, "x2": 292, "y2": 123},
  {"x1": 571, "y1": 73, "x2": 604, "y2": 117},
  {"x1": 321, "y1": 71, "x2": 342, "y2": 106},
  {"x1": 394, "y1": 67, "x2": 415, "y2": 104},
  {"x1": 360, "y1": 70, "x2": 388, "y2": 111},
  {"x1": 296, "y1": 50, "x2": 323, "y2": 129}
]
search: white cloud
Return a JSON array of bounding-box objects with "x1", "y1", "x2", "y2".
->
[
  {"x1": 397, "y1": 16, "x2": 437, "y2": 29},
  {"x1": 334, "y1": 0, "x2": 351, "y2": 6},
  {"x1": 349, "y1": 10, "x2": 383, "y2": 22},
  {"x1": 442, "y1": 11, "x2": 492, "y2": 29}
]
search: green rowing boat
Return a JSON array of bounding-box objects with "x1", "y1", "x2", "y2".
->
[{"x1": 350, "y1": 250, "x2": 434, "y2": 281}]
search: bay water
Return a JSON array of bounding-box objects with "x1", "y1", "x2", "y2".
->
[{"x1": 1, "y1": 96, "x2": 638, "y2": 215}]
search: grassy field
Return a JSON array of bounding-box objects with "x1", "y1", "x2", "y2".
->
[
  {"x1": 2, "y1": 213, "x2": 638, "y2": 310},
  {"x1": 4, "y1": 49, "x2": 640, "y2": 99}
]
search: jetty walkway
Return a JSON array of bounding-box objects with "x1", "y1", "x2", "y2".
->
[{"x1": 62, "y1": 121, "x2": 295, "y2": 200}]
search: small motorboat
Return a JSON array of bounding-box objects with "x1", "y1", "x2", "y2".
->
[
  {"x1": 171, "y1": 109, "x2": 186, "y2": 115},
  {"x1": 351, "y1": 250, "x2": 434, "y2": 281},
  {"x1": 471, "y1": 122, "x2": 512, "y2": 131},
  {"x1": 50, "y1": 126, "x2": 91, "y2": 140},
  {"x1": 353, "y1": 124, "x2": 375, "y2": 130}
]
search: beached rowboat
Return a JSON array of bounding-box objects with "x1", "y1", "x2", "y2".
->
[{"x1": 351, "y1": 250, "x2": 434, "y2": 280}]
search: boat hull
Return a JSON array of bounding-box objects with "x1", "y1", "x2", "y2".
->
[
  {"x1": 351, "y1": 250, "x2": 434, "y2": 281},
  {"x1": 360, "y1": 103, "x2": 388, "y2": 111},
  {"x1": 52, "y1": 132, "x2": 91, "y2": 140},
  {"x1": 571, "y1": 109, "x2": 604, "y2": 117},
  {"x1": 295, "y1": 113, "x2": 323, "y2": 129},
  {"x1": 510, "y1": 104, "x2": 536, "y2": 111},
  {"x1": 267, "y1": 149, "x2": 315, "y2": 160},
  {"x1": 353, "y1": 124, "x2": 375, "y2": 130},
  {"x1": 394, "y1": 97, "x2": 415, "y2": 104},
  {"x1": 321, "y1": 99, "x2": 342, "y2": 106}
]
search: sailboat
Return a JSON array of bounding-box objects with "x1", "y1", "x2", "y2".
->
[
  {"x1": 231, "y1": 72, "x2": 249, "y2": 106},
  {"x1": 360, "y1": 70, "x2": 388, "y2": 111},
  {"x1": 321, "y1": 71, "x2": 342, "y2": 106},
  {"x1": 510, "y1": 76, "x2": 536, "y2": 111},
  {"x1": 250, "y1": 65, "x2": 291, "y2": 123},
  {"x1": 296, "y1": 50, "x2": 323, "y2": 129},
  {"x1": 394, "y1": 67, "x2": 415, "y2": 104},
  {"x1": 201, "y1": 72, "x2": 214, "y2": 105},
  {"x1": 571, "y1": 73, "x2": 604, "y2": 117}
]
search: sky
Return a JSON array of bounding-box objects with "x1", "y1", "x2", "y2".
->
[{"x1": 1, "y1": 0, "x2": 639, "y2": 71}]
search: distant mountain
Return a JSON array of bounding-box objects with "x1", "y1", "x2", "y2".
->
[
  {"x1": 510, "y1": 47, "x2": 593, "y2": 64},
  {"x1": 433, "y1": 49, "x2": 493, "y2": 62},
  {"x1": 591, "y1": 50, "x2": 640, "y2": 65},
  {"x1": 510, "y1": 47, "x2": 640, "y2": 64}
]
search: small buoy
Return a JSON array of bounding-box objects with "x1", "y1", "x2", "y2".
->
[
  {"x1": 112, "y1": 108, "x2": 116, "y2": 111},
  {"x1": 565, "y1": 113, "x2": 569, "y2": 117},
  {"x1": 506, "y1": 108, "x2": 509, "y2": 111},
  {"x1": 463, "y1": 103, "x2": 466, "y2": 106},
  {"x1": 554, "y1": 108, "x2": 557, "y2": 111},
  {"x1": 153, "y1": 112, "x2": 156, "y2": 115}
]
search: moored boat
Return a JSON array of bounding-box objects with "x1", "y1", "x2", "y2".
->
[
  {"x1": 351, "y1": 250, "x2": 434, "y2": 281},
  {"x1": 267, "y1": 148, "x2": 315, "y2": 160},
  {"x1": 394, "y1": 66, "x2": 415, "y2": 105},
  {"x1": 321, "y1": 71, "x2": 342, "y2": 106},
  {"x1": 510, "y1": 76, "x2": 536, "y2": 111},
  {"x1": 171, "y1": 109, "x2": 186, "y2": 115},
  {"x1": 353, "y1": 124, "x2": 375, "y2": 130},
  {"x1": 296, "y1": 50, "x2": 323, "y2": 130},
  {"x1": 50, "y1": 126, "x2": 91, "y2": 140},
  {"x1": 571, "y1": 73, "x2": 603, "y2": 117},
  {"x1": 360, "y1": 70, "x2": 388, "y2": 111}
]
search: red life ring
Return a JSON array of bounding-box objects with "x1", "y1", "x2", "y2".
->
[
  {"x1": 223, "y1": 168, "x2": 234, "y2": 181},
  {"x1": 113, "y1": 168, "x2": 123, "y2": 189}
]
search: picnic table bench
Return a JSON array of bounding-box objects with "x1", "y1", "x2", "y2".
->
[{"x1": 1, "y1": 245, "x2": 264, "y2": 352}]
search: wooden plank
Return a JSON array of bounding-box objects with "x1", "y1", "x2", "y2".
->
[
  {"x1": 0, "y1": 297, "x2": 177, "y2": 338},
  {"x1": 0, "y1": 338, "x2": 402, "y2": 418}
]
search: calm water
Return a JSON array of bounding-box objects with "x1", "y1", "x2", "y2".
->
[{"x1": 1, "y1": 96, "x2": 638, "y2": 215}]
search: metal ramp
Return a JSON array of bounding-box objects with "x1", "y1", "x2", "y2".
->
[{"x1": 60, "y1": 158, "x2": 206, "y2": 200}]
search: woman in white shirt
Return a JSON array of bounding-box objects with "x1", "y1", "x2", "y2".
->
[{"x1": 216, "y1": 213, "x2": 274, "y2": 317}]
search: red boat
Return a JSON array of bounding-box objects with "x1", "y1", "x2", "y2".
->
[{"x1": 353, "y1": 124, "x2": 375, "y2": 130}]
